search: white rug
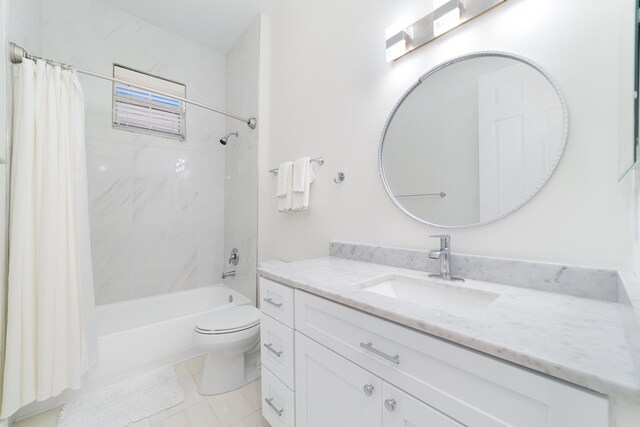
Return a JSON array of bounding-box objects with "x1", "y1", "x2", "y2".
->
[{"x1": 57, "y1": 366, "x2": 185, "y2": 427}]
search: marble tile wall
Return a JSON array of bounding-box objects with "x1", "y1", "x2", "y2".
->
[
  {"x1": 41, "y1": 0, "x2": 227, "y2": 304},
  {"x1": 222, "y1": 17, "x2": 260, "y2": 304}
]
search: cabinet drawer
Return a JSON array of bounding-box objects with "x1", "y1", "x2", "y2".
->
[
  {"x1": 261, "y1": 313, "x2": 295, "y2": 389},
  {"x1": 260, "y1": 278, "x2": 294, "y2": 328},
  {"x1": 295, "y1": 290, "x2": 609, "y2": 427},
  {"x1": 262, "y1": 366, "x2": 295, "y2": 427}
]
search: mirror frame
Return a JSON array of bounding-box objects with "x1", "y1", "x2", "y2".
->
[{"x1": 378, "y1": 51, "x2": 569, "y2": 229}]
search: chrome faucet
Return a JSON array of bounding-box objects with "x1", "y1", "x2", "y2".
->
[
  {"x1": 222, "y1": 248, "x2": 239, "y2": 279},
  {"x1": 229, "y1": 248, "x2": 239, "y2": 266},
  {"x1": 222, "y1": 270, "x2": 236, "y2": 279},
  {"x1": 428, "y1": 235, "x2": 464, "y2": 282}
]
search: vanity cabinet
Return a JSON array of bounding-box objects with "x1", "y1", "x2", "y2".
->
[
  {"x1": 295, "y1": 331, "x2": 462, "y2": 427},
  {"x1": 259, "y1": 277, "x2": 610, "y2": 427},
  {"x1": 260, "y1": 279, "x2": 296, "y2": 426}
]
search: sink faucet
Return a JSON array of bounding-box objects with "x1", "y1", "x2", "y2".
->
[{"x1": 428, "y1": 235, "x2": 464, "y2": 282}]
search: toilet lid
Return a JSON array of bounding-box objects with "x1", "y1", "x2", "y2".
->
[{"x1": 195, "y1": 305, "x2": 260, "y2": 334}]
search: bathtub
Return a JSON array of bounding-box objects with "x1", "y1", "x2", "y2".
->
[
  {"x1": 14, "y1": 284, "x2": 253, "y2": 420},
  {"x1": 90, "y1": 284, "x2": 253, "y2": 383}
]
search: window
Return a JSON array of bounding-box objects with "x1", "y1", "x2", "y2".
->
[{"x1": 112, "y1": 64, "x2": 186, "y2": 141}]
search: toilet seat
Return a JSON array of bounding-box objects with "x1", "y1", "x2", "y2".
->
[{"x1": 195, "y1": 305, "x2": 260, "y2": 335}]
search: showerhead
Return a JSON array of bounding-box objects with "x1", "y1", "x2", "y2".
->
[{"x1": 219, "y1": 131, "x2": 239, "y2": 145}]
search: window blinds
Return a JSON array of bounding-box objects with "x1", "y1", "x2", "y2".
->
[{"x1": 112, "y1": 65, "x2": 186, "y2": 141}]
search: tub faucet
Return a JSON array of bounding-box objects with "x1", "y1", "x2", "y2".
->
[
  {"x1": 222, "y1": 270, "x2": 236, "y2": 279},
  {"x1": 428, "y1": 235, "x2": 464, "y2": 282}
]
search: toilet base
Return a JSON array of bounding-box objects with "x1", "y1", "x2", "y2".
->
[{"x1": 198, "y1": 345, "x2": 260, "y2": 395}]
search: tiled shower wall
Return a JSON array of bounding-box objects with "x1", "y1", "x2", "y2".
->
[
  {"x1": 41, "y1": 0, "x2": 228, "y2": 304},
  {"x1": 222, "y1": 17, "x2": 260, "y2": 304}
]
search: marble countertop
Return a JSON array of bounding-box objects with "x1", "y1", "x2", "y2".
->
[{"x1": 258, "y1": 256, "x2": 640, "y2": 402}]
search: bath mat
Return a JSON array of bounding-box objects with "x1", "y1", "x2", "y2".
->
[{"x1": 57, "y1": 366, "x2": 185, "y2": 427}]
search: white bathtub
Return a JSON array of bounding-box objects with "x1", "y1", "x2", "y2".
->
[
  {"x1": 90, "y1": 284, "x2": 252, "y2": 382},
  {"x1": 14, "y1": 284, "x2": 252, "y2": 420}
]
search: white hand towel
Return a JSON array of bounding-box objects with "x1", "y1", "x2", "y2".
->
[
  {"x1": 293, "y1": 157, "x2": 311, "y2": 193},
  {"x1": 277, "y1": 162, "x2": 294, "y2": 213},
  {"x1": 292, "y1": 157, "x2": 316, "y2": 211},
  {"x1": 277, "y1": 161, "x2": 293, "y2": 198}
]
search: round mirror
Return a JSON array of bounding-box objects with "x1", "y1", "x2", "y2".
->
[{"x1": 379, "y1": 52, "x2": 568, "y2": 228}]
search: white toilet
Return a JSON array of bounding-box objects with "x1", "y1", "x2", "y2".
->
[{"x1": 193, "y1": 304, "x2": 261, "y2": 395}]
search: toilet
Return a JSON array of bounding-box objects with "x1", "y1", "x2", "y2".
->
[{"x1": 193, "y1": 304, "x2": 261, "y2": 395}]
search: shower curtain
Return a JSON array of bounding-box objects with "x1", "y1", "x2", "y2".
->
[{"x1": 1, "y1": 59, "x2": 97, "y2": 418}]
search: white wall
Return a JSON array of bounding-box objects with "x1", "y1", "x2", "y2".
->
[
  {"x1": 224, "y1": 17, "x2": 260, "y2": 303},
  {"x1": 260, "y1": 0, "x2": 634, "y2": 270},
  {"x1": 5, "y1": 0, "x2": 41, "y2": 54},
  {"x1": 41, "y1": 0, "x2": 227, "y2": 304}
]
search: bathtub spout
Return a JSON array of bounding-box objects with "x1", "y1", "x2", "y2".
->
[{"x1": 222, "y1": 270, "x2": 236, "y2": 279}]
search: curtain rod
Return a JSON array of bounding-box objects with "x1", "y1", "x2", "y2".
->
[{"x1": 8, "y1": 42, "x2": 257, "y2": 129}]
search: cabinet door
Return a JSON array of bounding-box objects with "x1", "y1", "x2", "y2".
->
[
  {"x1": 295, "y1": 332, "x2": 382, "y2": 427},
  {"x1": 382, "y1": 382, "x2": 463, "y2": 427}
]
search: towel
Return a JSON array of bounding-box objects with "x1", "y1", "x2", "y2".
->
[
  {"x1": 277, "y1": 161, "x2": 294, "y2": 213},
  {"x1": 293, "y1": 157, "x2": 311, "y2": 193},
  {"x1": 277, "y1": 161, "x2": 293, "y2": 197},
  {"x1": 292, "y1": 157, "x2": 316, "y2": 211}
]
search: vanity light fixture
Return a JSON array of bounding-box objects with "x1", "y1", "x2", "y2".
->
[
  {"x1": 385, "y1": 28, "x2": 413, "y2": 62},
  {"x1": 385, "y1": 0, "x2": 507, "y2": 62},
  {"x1": 433, "y1": 0, "x2": 464, "y2": 37}
]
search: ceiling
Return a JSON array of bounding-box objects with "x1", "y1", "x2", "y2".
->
[{"x1": 100, "y1": 0, "x2": 281, "y2": 53}]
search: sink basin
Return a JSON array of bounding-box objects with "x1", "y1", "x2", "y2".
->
[{"x1": 356, "y1": 274, "x2": 499, "y2": 317}]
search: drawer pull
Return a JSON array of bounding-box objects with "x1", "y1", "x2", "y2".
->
[
  {"x1": 360, "y1": 342, "x2": 400, "y2": 365},
  {"x1": 263, "y1": 297, "x2": 283, "y2": 308},
  {"x1": 263, "y1": 343, "x2": 283, "y2": 357},
  {"x1": 384, "y1": 398, "x2": 397, "y2": 412},
  {"x1": 363, "y1": 384, "x2": 374, "y2": 396},
  {"x1": 265, "y1": 397, "x2": 284, "y2": 416}
]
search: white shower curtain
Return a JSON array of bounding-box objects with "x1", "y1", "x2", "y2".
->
[{"x1": 1, "y1": 59, "x2": 97, "y2": 418}]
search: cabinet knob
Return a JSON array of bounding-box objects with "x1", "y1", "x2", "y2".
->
[
  {"x1": 363, "y1": 384, "x2": 374, "y2": 396},
  {"x1": 384, "y1": 398, "x2": 397, "y2": 412}
]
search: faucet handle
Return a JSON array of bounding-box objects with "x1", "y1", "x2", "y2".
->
[{"x1": 429, "y1": 234, "x2": 450, "y2": 248}]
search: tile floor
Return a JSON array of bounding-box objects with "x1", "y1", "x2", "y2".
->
[{"x1": 14, "y1": 354, "x2": 269, "y2": 427}]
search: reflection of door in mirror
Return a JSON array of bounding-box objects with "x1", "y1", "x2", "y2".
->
[{"x1": 478, "y1": 64, "x2": 563, "y2": 222}]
